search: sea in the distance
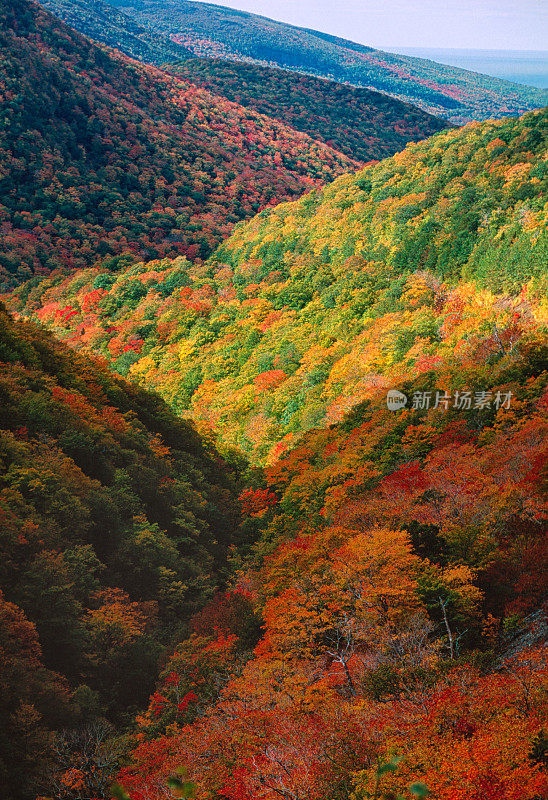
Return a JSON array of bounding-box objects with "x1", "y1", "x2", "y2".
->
[{"x1": 391, "y1": 48, "x2": 548, "y2": 89}]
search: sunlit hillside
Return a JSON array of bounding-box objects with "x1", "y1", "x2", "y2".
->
[{"x1": 15, "y1": 109, "x2": 547, "y2": 463}]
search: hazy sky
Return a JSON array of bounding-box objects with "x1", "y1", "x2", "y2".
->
[{"x1": 206, "y1": 0, "x2": 548, "y2": 51}]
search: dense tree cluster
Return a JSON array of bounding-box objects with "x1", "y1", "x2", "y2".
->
[
  {"x1": 15, "y1": 109, "x2": 547, "y2": 464},
  {"x1": 0, "y1": 0, "x2": 357, "y2": 289},
  {"x1": 169, "y1": 59, "x2": 449, "y2": 163},
  {"x1": 40, "y1": 0, "x2": 194, "y2": 64},
  {"x1": 2, "y1": 20, "x2": 547, "y2": 796},
  {"x1": 0, "y1": 303, "x2": 245, "y2": 798},
  {"x1": 115, "y1": 325, "x2": 548, "y2": 800}
]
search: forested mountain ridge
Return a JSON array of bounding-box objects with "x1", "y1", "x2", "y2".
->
[
  {"x1": 36, "y1": 0, "x2": 195, "y2": 64},
  {"x1": 167, "y1": 59, "x2": 450, "y2": 163},
  {"x1": 0, "y1": 300, "x2": 246, "y2": 798},
  {"x1": 39, "y1": 0, "x2": 548, "y2": 123},
  {"x1": 0, "y1": 0, "x2": 358, "y2": 289},
  {"x1": 14, "y1": 108, "x2": 547, "y2": 465}
]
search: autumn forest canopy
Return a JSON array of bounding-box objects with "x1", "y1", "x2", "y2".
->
[
  {"x1": 0, "y1": 1, "x2": 547, "y2": 799},
  {"x1": 17, "y1": 107, "x2": 548, "y2": 463},
  {"x1": 0, "y1": 0, "x2": 452, "y2": 290}
]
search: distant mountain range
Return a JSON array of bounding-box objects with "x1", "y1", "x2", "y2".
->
[
  {"x1": 38, "y1": 0, "x2": 195, "y2": 63},
  {"x1": 0, "y1": 0, "x2": 453, "y2": 289},
  {"x1": 39, "y1": 0, "x2": 548, "y2": 123},
  {"x1": 0, "y1": 0, "x2": 355, "y2": 287}
]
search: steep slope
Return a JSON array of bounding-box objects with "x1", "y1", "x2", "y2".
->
[
  {"x1": 13, "y1": 109, "x2": 548, "y2": 465},
  {"x1": 96, "y1": 107, "x2": 548, "y2": 797},
  {"x1": 0, "y1": 300, "x2": 244, "y2": 797},
  {"x1": 31, "y1": 0, "x2": 454, "y2": 161},
  {"x1": 168, "y1": 59, "x2": 450, "y2": 163},
  {"x1": 0, "y1": 0, "x2": 356, "y2": 290},
  {"x1": 40, "y1": 0, "x2": 548, "y2": 123},
  {"x1": 118, "y1": 330, "x2": 548, "y2": 800},
  {"x1": 0, "y1": 589, "x2": 76, "y2": 800},
  {"x1": 37, "y1": 0, "x2": 194, "y2": 63}
]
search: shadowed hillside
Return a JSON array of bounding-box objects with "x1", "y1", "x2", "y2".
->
[
  {"x1": 0, "y1": 300, "x2": 246, "y2": 797},
  {"x1": 168, "y1": 58, "x2": 450, "y2": 163},
  {"x1": 0, "y1": 0, "x2": 357, "y2": 289}
]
